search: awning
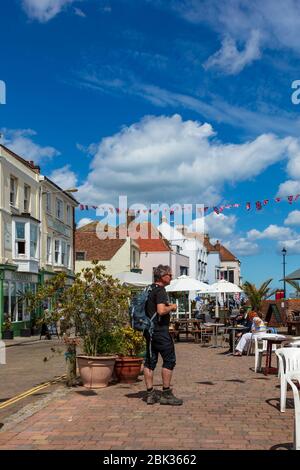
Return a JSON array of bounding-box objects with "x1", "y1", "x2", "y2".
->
[
  {"x1": 115, "y1": 271, "x2": 151, "y2": 287},
  {"x1": 284, "y1": 268, "x2": 300, "y2": 281}
]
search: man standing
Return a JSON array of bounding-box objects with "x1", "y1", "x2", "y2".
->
[{"x1": 144, "y1": 265, "x2": 183, "y2": 406}]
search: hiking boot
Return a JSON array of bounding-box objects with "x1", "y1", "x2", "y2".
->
[
  {"x1": 160, "y1": 389, "x2": 183, "y2": 406},
  {"x1": 146, "y1": 389, "x2": 158, "y2": 405}
]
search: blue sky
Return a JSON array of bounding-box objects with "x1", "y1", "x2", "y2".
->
[{"x1": 1, "y1": 0, "x2": 300, "y2": 290}]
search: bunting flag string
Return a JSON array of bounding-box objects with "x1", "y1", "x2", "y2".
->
[{"x1": 77, "y1": 193, "x2": 300, "y2": 214}]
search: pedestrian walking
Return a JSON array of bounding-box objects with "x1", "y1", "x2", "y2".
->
[{"x1": 143, "y1": 264, "x2": 183, "y2": 406}]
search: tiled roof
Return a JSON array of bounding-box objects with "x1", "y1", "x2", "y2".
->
[
  {"x1": 75, "y1": 229, "x2": 126, "y2": 261},
  {"x1": 135, "y1": 223, "x2": 171, "y2": 252},
  {"x1": 203, "y1": 235, "x2": 238, "y2": 262},
  {"x1": 219, "y1": 245, "x2": 238, "y2": 262}
]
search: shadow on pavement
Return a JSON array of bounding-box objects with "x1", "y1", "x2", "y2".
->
[
  {"x1": 270, "y1": 442, "x2": 292, "y2": 450},
  {"x1": 75, "y1": 390, "x2": 98, "y2": 396},
  {"x1": 265, "y1": 397, "x2": 294, "y2": 411},
  {"x1": 195, "y1": 381, "x2": 214, "y2": 386},
  {"x1": 224, "y1": 379, "x2": 245, "y2": 383}
]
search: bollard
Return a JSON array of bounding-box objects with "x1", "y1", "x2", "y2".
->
[{"x1": 0, "y1": 340, "x2": 6, "y2": 365}]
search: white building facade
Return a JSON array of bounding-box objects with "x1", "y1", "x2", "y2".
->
[{"x1": 0, "y1": 144, "x2": 78, "y2": 338}]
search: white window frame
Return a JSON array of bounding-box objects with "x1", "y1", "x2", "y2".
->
[
  {"x1": 24, "y1": 184, "x2": 31, "y2": 212},
  {"x1": 66, "y1": 205, "x2": 71, "y2": 226},
  {"x1": 47, "y1": 236, "x2": 52, "y2": 264},
  {"x1": 66, "y1": 244, "x2": 71, "y2": 269},
  {"x1": 46, "y1": 192, "x2": 52, "y2": 214},
  {"x1": 61, "y1": 240, "x2": 66, "y2": 266},
  {"x1": 56, "y1": 198, "x2": 64, "y2": 221},
  {"x1": 14, "y1": 221, "x2": 26, "y2": 258},
  {"x1": 10, "y1": 176, "x2": 18, "y2": 207},
  {"x1": 54, "y1": 239, "x2": 61, "y2": 265}
]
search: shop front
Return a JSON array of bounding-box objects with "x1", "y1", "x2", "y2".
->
[{"x1": 0, "y1": 265, "x2": 39, "y2": 337}]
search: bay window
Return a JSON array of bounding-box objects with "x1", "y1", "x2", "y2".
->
[
  {"x1": 30, "y1": 225, "x2": 38, "y2": 258},
  {"x1": 13, "y1": 219, "x2": 39, "y2": 260},
  {"x1": 15, "y1": 222, "x2": 26, "y2": 256}
]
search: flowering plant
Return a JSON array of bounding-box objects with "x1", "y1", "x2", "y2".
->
[{"x1": 116, "y1": 326, "x2": 145, "y2": 357}]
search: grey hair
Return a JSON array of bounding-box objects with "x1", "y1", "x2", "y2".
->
[{"x1": 153, "y1": 265, "x2": 171, "y2": 282}]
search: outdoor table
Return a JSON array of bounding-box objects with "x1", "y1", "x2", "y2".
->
[
  {"x1": 204, "y1": 322, "x2": 225, "y2": 348},
  {"x1": 169, "y1": 319, "x2": 202, "y2": 342},
  {"x1": 260, "y1": 334, "x2": 287, "y2": 375},
  {"x1": 225, "y1": 326, "x2": 248, "y2": 354}
]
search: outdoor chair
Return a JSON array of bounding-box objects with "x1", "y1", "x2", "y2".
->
[
  {"x1": 281, "y1": 337, "x2": 300, "y2": 348},
  {"x1": 199, "y1": 325, "x2": 214, "y2": 345},
  {"x1": 286, "y1": 372, "x2": 300, "y2": 450},
  {"x1": 275, "y1": 348, "x2": 300, "y2": 413},
  {"x1": 246, "y1": 335, "x2": 279, "y2": 372}
]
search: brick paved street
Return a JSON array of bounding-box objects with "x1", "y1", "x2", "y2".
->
[
  {"x1": 0, "y1": 340, "x2": 66, "y2": 422},
  {"x1": 0, "y1": 342, "x2": 296, "y2": 450}
]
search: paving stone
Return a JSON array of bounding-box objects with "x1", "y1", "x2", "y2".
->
[{"x1": 0, "y1": 343, "x2": 296, "y2": 449}]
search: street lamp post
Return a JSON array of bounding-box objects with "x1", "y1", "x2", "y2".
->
[{"x1": 282, "y1": 247, "x2": 287, "y2": 299}]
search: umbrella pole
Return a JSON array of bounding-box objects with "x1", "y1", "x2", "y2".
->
[{"x1": 215, "y1": 294, "x2": 219, "y2": 319}]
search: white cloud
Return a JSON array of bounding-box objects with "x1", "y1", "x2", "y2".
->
[
  {"x1": 22, "y1": 0, "x2": 79, "y2": 22},
  {"x1": 80, "y1": 74, "x2": 300, "y2": 137},
  {"x1": 76, "y1": 217, "x2": 93, "y2": 228},
  {"x1": 247, "y1": 224, "x2": 296, "y2": 241},
  {"x1": 204, "y1": 30, "x2": 261, "y2": 74},
  {"x1": 76, "y1": 114, "x2": 296, "y2": 206},
  {"x1": 202, "y1": 212, "x2": 237, "y2": 239},
  {"x1": 278, "y1": 238, "x2": 300, "y2": 254},
  {"x1": 223, "y1": 238, "x2": 260, "y2": 256},
  {"x1": 284, "y1": 210, "x2": 300, "y2": 226},
  {"x1": 171, "y1": 0, "x2": 300, "y2": 55},
  {"x1": 277, "y1": 180, "x2": 300, "y2": 197},
  {"x1": 49, "y1": 165, "x2": 78, "y2": 190},
  {"x1": 1, "y1": 128, "x2": 60, "y2": 164}
]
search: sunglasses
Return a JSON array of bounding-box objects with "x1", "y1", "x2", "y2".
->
[{"x1": 164, "y1": 273, "x2": 172, "y2": 277}]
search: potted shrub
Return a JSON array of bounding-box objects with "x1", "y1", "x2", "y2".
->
[
  {"x1": 25, "y1": 261, "x2": 130, "y2": 388},
  {"x1": 114, "y1": 326, "x2": 145, "y2": 383},
  {"x1": 2, "y1": 315, "x2": 14, "y2": 340}
]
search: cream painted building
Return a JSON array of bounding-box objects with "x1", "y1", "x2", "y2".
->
[
  {"x1": 75, "y1": 221, "x2": 141, "y2": 277},
  {"x1": 0, "y1": 144, "x2": 78, "y2": 337}
]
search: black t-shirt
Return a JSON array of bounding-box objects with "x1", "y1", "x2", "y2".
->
[{"x1": 146, "y1": 283, "x2": 170, "y2": 330}]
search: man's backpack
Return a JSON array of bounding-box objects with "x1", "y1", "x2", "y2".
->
[{"x1": 130, "y1": 285, "x2": 157, "y2": 336}]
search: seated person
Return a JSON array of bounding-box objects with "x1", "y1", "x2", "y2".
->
[
  {"x1": 233, "y1": 314, "x2": 267, "y2": 356},
  {"x1": 228, "y1": 309, "x2": 254, "y2": 351}
]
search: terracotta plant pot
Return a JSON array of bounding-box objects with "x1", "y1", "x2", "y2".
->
[
  {"x1": 115, "y1": 356, "x2": 144, "y2": 384},
  {"x1": 77, "y1": 355, "x2": 116, "y2": 389}
]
